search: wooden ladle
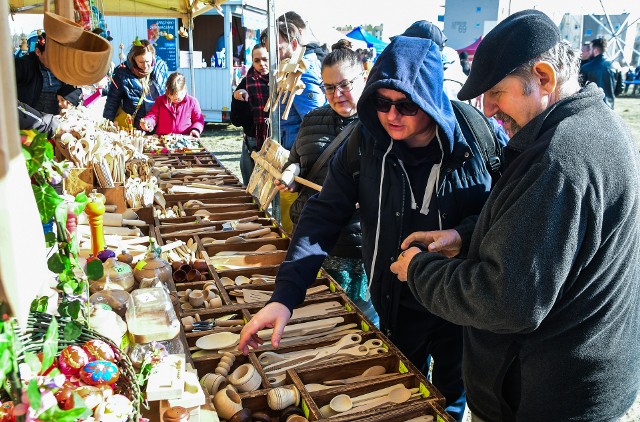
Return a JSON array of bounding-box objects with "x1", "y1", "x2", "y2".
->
[{"x1": 330, "y1": 386, "x2": 411, "y2": 417}]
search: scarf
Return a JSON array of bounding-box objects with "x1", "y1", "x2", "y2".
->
[{"x1": 245, "y1": 66, "x2": 270, "y2": 148}]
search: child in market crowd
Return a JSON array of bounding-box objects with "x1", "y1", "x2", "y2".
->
[
  {"x1": 139, "y1": 72, "x2": 204, "y2": 137},
  {"x1": 56, "y1": 84, "x2": 83, "y2": 112}
]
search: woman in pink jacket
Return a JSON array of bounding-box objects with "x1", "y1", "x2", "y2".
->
[{"x1": 140, "y1": 72, "x2": 204, "y2": 137}]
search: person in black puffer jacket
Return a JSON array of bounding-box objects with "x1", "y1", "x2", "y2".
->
[{"x1": 276, "y1": 40, "x2": 378, "y2": 325}]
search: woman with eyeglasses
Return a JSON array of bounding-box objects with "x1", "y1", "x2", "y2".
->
[
  {"x1": 276, "y1": 39, "x2": 379, "y2": 325},
  {"x1": 240, "y1": 29, "x2": 497, "y2": 421},
  {"x1": 103, "y1": 39, "x2": 169, "y2": 130}
]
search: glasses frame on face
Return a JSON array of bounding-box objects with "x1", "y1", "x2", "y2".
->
[
  {"x1": 373, "y1": 96, "x2": 421, "y2": 116},
  {"x1": 321, "y1": 73, "x2": 363, "y2": 96}
]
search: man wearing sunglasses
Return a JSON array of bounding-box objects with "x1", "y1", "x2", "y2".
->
[
  {"x1": 240, "y1": 29, "x2": 497, "y2": 421},
  {"x1": 391, "y1": 10, "x2": 640, "y2": 422}
]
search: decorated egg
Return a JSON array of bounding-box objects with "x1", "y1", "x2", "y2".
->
[
  {"x1": 37, "y1": 352, "x2": 58, "y2": 376},
  {"x1": 80, "y1": 360, "x2": 120, "y2": 386},
  {"x1": 54, "y1": 381, "x2": 76, "y2": 410},
  {"x1": 83, "y1": 339, "x2": 115, "y2": 362},
  {"x1": 58, "y1": 345, "x2": 89, "y2": 376}
]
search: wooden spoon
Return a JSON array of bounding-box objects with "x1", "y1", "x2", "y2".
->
[
  {"x1": 323, "y1": 365, "x2": 387, "y2": 386},
  {"x1": 331, "y1": 387, "x2": 411, "y2": 417}
]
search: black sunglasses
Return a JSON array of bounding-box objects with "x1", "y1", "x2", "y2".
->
[{"x1": 373, "y1": 96, "x2": 421, "y2": 116}]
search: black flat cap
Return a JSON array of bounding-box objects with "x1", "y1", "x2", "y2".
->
[
  {"x1": 391, "y1": 20, "x2": 447, "y2": 50},
  {"x1": 458, "y1": 9, "x2": 561, "y2": 100}
]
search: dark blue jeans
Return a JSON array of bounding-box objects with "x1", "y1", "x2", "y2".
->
[{"x1": 384, "y1": 307, "x2": 466, "y2": 422}]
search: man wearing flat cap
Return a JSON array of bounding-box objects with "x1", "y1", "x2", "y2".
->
[{"x1": 391, "y1": 9, "x2": 640, "y2": 422}]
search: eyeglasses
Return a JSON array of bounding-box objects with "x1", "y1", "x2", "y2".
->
[
  {"x1": 321, "y1": 74, "x2": 362, "y2": 95},
  {"x1": 373, "y1": 96, "x2": 421, "y2": 116}
]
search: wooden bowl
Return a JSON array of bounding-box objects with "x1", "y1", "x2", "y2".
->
[
  {"x1": 46, "y1": 31, "x2": 112, "y2": 86},
  {"x1": 43, "y1": 12, "x2": 84, "y2": 44}
]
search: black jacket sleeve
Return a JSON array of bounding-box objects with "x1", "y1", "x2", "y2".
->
[
  {"x1": 18, "y1": 101, "x2": 59, "y2": 138},
  {"x1": 230, "y1": 78, "x2": 253, "y2": 134}
]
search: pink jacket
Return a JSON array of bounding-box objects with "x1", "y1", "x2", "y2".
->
[{"x1": 142, "y1": 94, "x2": 205, "y2": 135}]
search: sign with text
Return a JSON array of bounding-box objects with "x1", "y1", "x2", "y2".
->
[{"x1": 147, "y1": 19, "x2": 178, "y2": 71}]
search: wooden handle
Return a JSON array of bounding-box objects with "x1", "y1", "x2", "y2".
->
[{"x1": 250, "y1": 152, "x2": 322, "y2": 191}]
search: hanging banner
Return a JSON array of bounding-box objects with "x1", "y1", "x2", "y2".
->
[{"x1": 147, "y1": 18, "x2": 178, "y2": 71}]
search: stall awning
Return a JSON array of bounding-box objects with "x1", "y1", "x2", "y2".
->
[{"x1": 9, "y1": 0, "x2": 228, "y2": 18}]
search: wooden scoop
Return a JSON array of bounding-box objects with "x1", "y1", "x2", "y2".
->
[{"x1": 323, "y1": 365, "x2": 387, "y2": 386}]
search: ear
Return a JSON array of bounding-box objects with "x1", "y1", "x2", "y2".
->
[
  {"x1": 291, "y1": 38, "x2": 299, "y2": 50},
  {"x1": 532, "y1": 61, "x2": 557, "y2": 95}
]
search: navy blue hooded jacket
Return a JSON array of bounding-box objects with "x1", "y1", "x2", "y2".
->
[{"x1": 269, "y1": 37, "x2": 493, "y2": 333}]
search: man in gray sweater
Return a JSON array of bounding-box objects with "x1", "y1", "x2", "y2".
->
[{"x1": 391, "y1": 10, "x2": 640, "y2": 422}]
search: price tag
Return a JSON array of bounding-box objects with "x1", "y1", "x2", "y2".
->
[
  {"x1": 419, "y1": 382, "x2": 431, "y2": 397},
  {"x1": 361, "y1": 321, "x2": 370, "y2": 332},
  {"x1": 437, "y1": 416, "x2": 446, "y2": 422},
  {"x1": 344, "y1": 303, "x2": 352, "y2": 312},
  {"x1": 134, "y1": 260, "x2": 147, "y2": 271},
  {"x1": 329, "y1": 282, "x2": 336, "y2": 293},
  {"x1": 398, "y1": 361, "x2": 408, "y2": 374},
  {"x1": 113, "y1": 265, "x2": 131, "y2": 274},
  {"x1": 301, "y1": 399, "x2": 309, "y2": 418}
]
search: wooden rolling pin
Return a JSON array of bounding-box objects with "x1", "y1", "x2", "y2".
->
[{"x1": 79, "y1": 212, "x2": 147, "y2": 227}]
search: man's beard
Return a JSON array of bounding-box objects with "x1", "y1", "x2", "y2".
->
[{"x1": 496, "y1": 112, "x2": 521, "y2": 137}]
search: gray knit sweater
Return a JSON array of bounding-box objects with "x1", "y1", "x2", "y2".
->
[{"x1": 407, "y1": 84, "x2": 640, "y2": 421}]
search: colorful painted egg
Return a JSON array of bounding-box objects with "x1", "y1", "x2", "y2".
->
[
  {"x1": 79, "y1": 360, "x2": 120, "y2": 386},
  {"x1": 54, "y1": 381, "x2": 76, "y2": 410},
  {"x1": 58, "y1": 345, "x2": 89, "y2": 376},
  {"x1": 83, "y1": 339, "x2": 115, "y2": 362}
]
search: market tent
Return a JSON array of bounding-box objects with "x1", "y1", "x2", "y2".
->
[
  {"x1": 346, "y1": 26, "x2": 388, "y2": 54},
  {"x1": 8, "y1": 0, "x2": 228, "y2": 19},
  {"x1": 311, "y1": 25, "x2": 368, "y2": 51},
  {"x1": 457, "y1": 37, "x2": 482, "y2": 60}
]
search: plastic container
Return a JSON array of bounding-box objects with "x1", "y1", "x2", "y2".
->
[{"x1": 125, "y1": 287, "x2": 180, "y2": 344}]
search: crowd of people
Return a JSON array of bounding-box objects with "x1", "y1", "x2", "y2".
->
[
  {"x1": 13, "y1": 8, "x2": 640, "y2": 421},
  {"x1": 234, "y1": 9, "x2": 640, "y2": 422}
]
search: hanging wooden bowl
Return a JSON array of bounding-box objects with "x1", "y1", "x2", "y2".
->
[
  {"x1": 46, "y1": 31, "x2": 112, "y2": 86},
  {"x1": 43, "y1": 12, "x2": 84, "y2": 44}
]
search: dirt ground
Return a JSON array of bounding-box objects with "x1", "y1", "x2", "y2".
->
[{"x1": 199, "y1": 98, "x2": 640, "y2": 421}]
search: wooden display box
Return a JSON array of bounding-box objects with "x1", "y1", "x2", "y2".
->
[{"x1": 97, "y1": 186, "x2": 127, "y2": 213}]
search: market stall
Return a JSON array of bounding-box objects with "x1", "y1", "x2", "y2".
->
[{"x1": 0, "y1": 6, "x2": 454, "y2": 422}]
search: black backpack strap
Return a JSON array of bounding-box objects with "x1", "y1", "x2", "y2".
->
[
  {"x1": 451, "y1": 100, "x2": 502, "y2": 181},
  {"x1": 305, "y1": 121, "x2": 358, "y2": 185},
  {"x1": 346, "y1": 122, "x2": 363, "y2": 183}
]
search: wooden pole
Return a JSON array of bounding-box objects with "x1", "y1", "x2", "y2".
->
[{"x1": 250, "y1": 151, "x2": 322, "y2": 192}]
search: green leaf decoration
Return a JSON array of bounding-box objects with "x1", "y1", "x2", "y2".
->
[
  {"x1": 86, "y1": 259, "x2": 104, "y2": 281},
  {"x1": 22, "y1": 147, "x2": 32, "y2": 161},
  {"x1": 24, "y1": 352, "x2": 42, "y2": 375},
  {"x1": 44, "y1": 231, "x2": 56, "y2": 246},
  {"x1": 0, "y1": 348, "x2": 13, "y2": 387},
  {"x1": 32, "y1": 183, "x2": 64, "y2": 223},
  {"x1": 30, "y1": 296, "x2": 49, "y2": 312},
  {"x1": 38, "y1": 392, "x2": 91, "y2": 421},
  {"x1": 42, "y1": 316, "x2": 58, "y2": 371},
  {"x1": 47, "y1": 253, "x2": 67, "y2": 274},
  {"x1": 26, "y1": 134, "x2": 50, "y2": 177},
  {"x1": 72, "y1": 192, "x2": 88, "y2": 215},
  {"x1": 63, "y1": 320, "x2": 83, "y2": 341},
  {"x1": 27, "y1": 378, "x2": 41, "y2": 413},
  {"x1": 54, "y1": 202, "x2": 68, "y2": 234}
]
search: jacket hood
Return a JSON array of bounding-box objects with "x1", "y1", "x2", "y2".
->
[{"x1": 357, "y1": 36, "x2": 459, "y2": 156}]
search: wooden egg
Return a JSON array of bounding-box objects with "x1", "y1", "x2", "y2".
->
[
  {"x1": 80, "y1": 360, "x2": 120, "y2": 386},
  {"x1": 83, "y1": 339, "x2": 116, "y2": 362},
  {"x1": 58, "y1": 345, "x2": 89, "y2": 376}
]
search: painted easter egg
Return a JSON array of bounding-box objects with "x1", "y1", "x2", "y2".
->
[
  {"x1": 54, "y1": 381, "x2": 76, "y2": 410},
  {"x1": 80, "y1": 360, "x2": 120, "y2": 386},
  {"x1": 83, "y1": 339, "x2": 115, "y2": 362},
  {"x1": 58, "y1": 345, "x2": 89, "y2": 376}
]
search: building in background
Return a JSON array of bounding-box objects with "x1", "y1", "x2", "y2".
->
[
  {"x1": 442, "y1": 0, "x2": 509, "y2": 51},
  {"x1": 559, "y1": 13, "x2": 639, "y2": 66}
]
